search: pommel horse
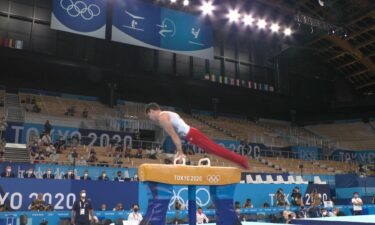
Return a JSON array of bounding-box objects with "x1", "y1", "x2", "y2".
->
[{"x1": 138, "y1": 158, "x2": 242, "y2": 225}]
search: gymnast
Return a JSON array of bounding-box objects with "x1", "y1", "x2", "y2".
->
[{"x1": 146, "y1": 103, "x2": 249, "y2": 169}]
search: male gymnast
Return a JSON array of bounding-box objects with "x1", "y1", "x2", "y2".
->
[{"x1": 146, "y1": 103, "x2": 249, "y2": 169}]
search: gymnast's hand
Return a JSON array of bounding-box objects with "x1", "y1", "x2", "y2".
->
[{"x1": 174, "y1": 151, "x2": 186, "y2": 164}]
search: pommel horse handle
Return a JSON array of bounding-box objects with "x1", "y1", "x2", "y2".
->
[
  {"x1": 173, "y1": 157, "x2": 186, "y2": 165},
  {"x1": 198, "y1": 158, "x2": 211, "y2": 166}
]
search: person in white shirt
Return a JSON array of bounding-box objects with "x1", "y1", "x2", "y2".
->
[
  {"x1": 352, "y1": 192, "x2": 363, "y2": 215},
  {"x1": 127, "y1": 204, "x2": 143, "y2": 222},
  {"x1": 196, "y1": 207, "x2": 209, "y2": 224}
]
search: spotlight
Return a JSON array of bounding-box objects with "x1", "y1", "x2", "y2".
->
[
  {"x1": 257, "y1": 19, "x2": 267, "y2": 29},
  {"x1": 200, "y1": 1, "x2": 215, "y2": 15},
  {"x1": 170, "y1": 0, "x2": 177, "y2": 3},
  {"x1": 270, "y1": 23, "x2": 280, "y2": 32},
  {"x1": 227, "y1": 9, "x2": 240, "y2": 23},
  {"x1": 243, "y1": 14, "x2": 255, "y2": 26},
  {"x1": 328, "y1": 27, "x2": 336, "y2": 35},
  {"x1": 183, "y1": 0, "x2": 189, "y2": 6},
  {"x1": 340, "y1": 29, "x2": 349, "y2": 39},
  {"x1": 284, "y1": 28, "x2": 292, "y2": 36}
]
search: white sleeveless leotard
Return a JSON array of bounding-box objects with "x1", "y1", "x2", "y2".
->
[{"x1": 160, "y1": 111, "x2": 190, "y2": 137}]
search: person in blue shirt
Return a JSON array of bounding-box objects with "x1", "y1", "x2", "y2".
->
[{"x1": 71, "y1": 190, "x2": 93, "y2": 225}]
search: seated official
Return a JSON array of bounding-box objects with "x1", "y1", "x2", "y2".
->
[
  {"x1": 81, "y1": 170, "x2": 92, "y2": 180},
  {"x1": 24, "y1": 168, "x2": 36, "y2": 179},
  {"x1": 43, "y1": 169, "x2": 55, "y2": 179},
  {"x1": 1, "y1": 166, "x2": 15, "y2": 178}
]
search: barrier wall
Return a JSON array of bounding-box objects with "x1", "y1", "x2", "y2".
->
[
  {"x1": 4, "y1": 163, "x2": 138, "y2": 181},
  {"x1": 0, "y1": 178, "x2": 329, "y2": 212},
  {"x1": 335, "y1": 174, "x2": 375, "y2": 205},
  {"x1": 0, "y1": 179, "x2": 138, "y2": 211},
  {"x1": 1, "y1": 205, "x2": 375, "y2": 225}
]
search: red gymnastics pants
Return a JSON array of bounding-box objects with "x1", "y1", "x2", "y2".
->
[{"x1": 186, "y1": 127, "x2": 249, "y2": 169}]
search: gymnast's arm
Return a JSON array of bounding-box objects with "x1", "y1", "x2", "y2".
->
[{"x1": 158, "y1": 113, "x2": 184, "y2": 156}]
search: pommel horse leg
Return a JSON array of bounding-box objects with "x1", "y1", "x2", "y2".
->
[
  {"x1": 211, "y1": 184, "x2": 242, "y2": 225},
  {"x1": 140, "y1": 182, "x2": 173, "y2": 225}
]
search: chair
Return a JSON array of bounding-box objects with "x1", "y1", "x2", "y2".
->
[
  {"x1": 255, "y1": 175, "x2": 265, "y2": 184},
  {"x1": 276, "y1": 175, "x2": 286, "y2": 184},
  {"x1": 295, "y1": 175, "x2": 308, "y2": 184},
  {"x1": 265, "y1": 175, "x2": 274, "y2": 184},
  {"x1": 313, "y1": 176, "x2": 327, "y2": 184},
  {"x1": 287, "y1": 175, "x2": 296, "y2": 184},
  {"x1": 246, "y1": 174, "x2": 254, "y2": 184}
]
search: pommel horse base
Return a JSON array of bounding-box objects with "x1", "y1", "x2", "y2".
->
[{"x1": 138, "y1": 158, "x2": 242, "y2": 225}]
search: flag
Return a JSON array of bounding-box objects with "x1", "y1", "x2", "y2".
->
[
  {"x1": 8, "y1": 38, "x2": 14, "y2": 48},
  {"x1": 211, "y1": 74, "x2": 216, "y2": 82},
  {"x1": 15, "y1": 40, "x2": 23, "y2": 49},
  {"x1": 230, "y1": 78, "x2": 235, "y2": 85},
  {"x1": 3, "y1": 38, "x2": 8, "y2": 48},
  {"x1": 219, "y1": 75, "x2": 223, "y2": 83}
]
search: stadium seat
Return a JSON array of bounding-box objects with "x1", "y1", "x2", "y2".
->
[
  {"x1": 313, "y1": 176, "x2": 327, "y2": 184},
  {"x1": 246, "y1": 174, "x2": 254, "y2": 184},
  {"x1": 255, "y1": 175, "x2": 265, "y2": 184},
  {"x1": 287, "y1": 175, "x2": 296, "y2": 184},
  {"x1": 265, "y1": 175, "x2": 274, "y2": 184},
  {"x1": 295, "y1": 175, "x2": 308, "y2": 184},
  {"x1": 276, "y1": 175, "x2": 286, "y2": 184}
]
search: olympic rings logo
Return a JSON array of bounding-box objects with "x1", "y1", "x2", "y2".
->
[
  {"x1": 168, "y1": 188, "x2": 211, "y2": 210},
  {"x1": 60, "y1": 0, "x2": 101, "y2": 20},
  {"x1": 207, "y1": 175, "x2": 220, "y2": 184}
]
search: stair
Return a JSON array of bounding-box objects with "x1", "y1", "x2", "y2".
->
[
  {"x1": 3, "y1": 143, "x2": 30, "y2": 162},
  {"x1": 4, "y1": 93, "x2": 24, "y2": 122}
]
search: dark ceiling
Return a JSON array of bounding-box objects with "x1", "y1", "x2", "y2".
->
[
  {"x1": 168, "y1": 0, "x2": 375, "y2": 94},
  {"x1": 253, "y1": 0, "x2": 375, "y2": 94}
]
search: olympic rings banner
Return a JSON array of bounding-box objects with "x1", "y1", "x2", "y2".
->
[
  {"x1": 111, "y1": 0, "x2": 214, "y2": 59},
  {"x1": 138, "y1": 183, "x2": 331, "y2": 210},
  {"x1": 51, "y1": 0, "x2": 107, "y2": 39}
]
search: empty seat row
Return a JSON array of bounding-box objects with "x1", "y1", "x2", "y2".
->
[{"x1": 244, "y1": 174, "x2": 327, "y2": 184}]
